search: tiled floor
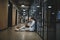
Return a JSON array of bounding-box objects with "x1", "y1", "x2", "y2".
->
[{"x1": 0, "y1": 25, "x2": 42, "y2": 40}]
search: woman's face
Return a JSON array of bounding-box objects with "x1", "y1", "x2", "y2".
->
[
  {"x1": 29, "y1": 17, "x2": 32, "y2": 21},
  {"x1": 29, "y1": 19, "x2": 31, "y2": 21}
]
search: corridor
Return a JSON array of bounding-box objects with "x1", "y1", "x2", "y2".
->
[
  {"x1": 0, "y1": 24, "x2": 42, "y2": 40},
  {"x1": 0, "y1": 0, "x2": 60, "y2": 40}
]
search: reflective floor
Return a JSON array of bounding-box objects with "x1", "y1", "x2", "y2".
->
[{"x1": 0, "y1": 24, "x2": 42, "y2": 40}]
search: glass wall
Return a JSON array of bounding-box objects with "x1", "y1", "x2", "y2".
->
[
  {"x1": 29, "y1": 0, "x2": 47, "y2": 40},
  {"x1": 19, "y1": 0, "x2": 48, "y2": 40}
]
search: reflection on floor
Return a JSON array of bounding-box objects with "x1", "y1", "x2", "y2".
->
[{"x1": 0, "y1": 27, "x2": 42, "y2": 40}]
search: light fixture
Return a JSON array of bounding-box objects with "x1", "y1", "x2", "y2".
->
[
  {"x1": 8, "y1": 4, "x2": 10, "y2": 6},
  {"x1": 23, "y1": 9, "x2": 26, "y2": 11},
  {"x1": 48, "y1": 6, "x2": 52, "y2": 8},
  {"x1": 33, "y1": 10, "x2": 36, "y2": 12},
  {"x1": 21, "y1": 5, "x2": 25, "y2": 7},
  {"x1": 23, "y1": 13, "x2": 25, "y2": 15},
  {"x1": 23, "y1": 12, "x2": 25, "y2": 13},
  {"x1": 52, "y1": 12, "x2": 55, "y2": 14},
  {"x1": 37, "y1": 6, "x2": 40, "y2": 7}
]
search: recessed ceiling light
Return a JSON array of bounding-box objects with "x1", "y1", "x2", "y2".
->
[
  {"x1": 48, "y1": 6, "x2": 52, "y2": 8},
  {"x1": 52, "y1": 12, "x2": 55, "y2": 14},
  {"x1": 23, "y1": 13, "x2": 25, "y2": 15},
  {"x1": 37, "y1": 6, "x2": 40, "y2": 7},
  {"x1": 23, "y1": 12, "x2": 25, "y2": 13},
  {"x1": 8, "y1": 4, "x2": 10, "y2": 6},
  {"x1": 21, "y1": 5, "x2": 25, "y2": 7},
  {"x1": 23, "y1": 9, "x2": 25, "y2": 11}
]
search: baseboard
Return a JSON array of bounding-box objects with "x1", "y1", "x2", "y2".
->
[
  {"x1": 35, "y1": 32, "x2": 43, "y2": 39},
  {"x1": 0, "y1": 27, "x2": 9, "y2": 31}
]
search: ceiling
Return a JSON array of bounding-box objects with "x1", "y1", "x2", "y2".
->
[
  {"x1": 10, "y1": 0, "x2": 40, "y2": 16},
  {"x1": 11, "y1": 0, "x2": 34, "y2": 9}
]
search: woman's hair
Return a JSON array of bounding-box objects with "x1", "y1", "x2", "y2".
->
[{"x1": 31, "y1": 17, "x2": 36, "y2": 21}]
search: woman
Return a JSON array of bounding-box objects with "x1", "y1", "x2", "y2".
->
[{"x1": 19, "y1": 17, "x2": 35, "y2": 31}]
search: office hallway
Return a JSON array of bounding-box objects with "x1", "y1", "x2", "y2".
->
[
  {"x1": 0, "y1": 0, "x2": 60, "y2": 40},
  {"x1": 0, "y1": 25, "x2": 42, "y2": 40}
]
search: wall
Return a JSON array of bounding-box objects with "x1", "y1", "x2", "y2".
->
[
  {"x1": 56, "y1": 0, "x2": 60, "y2": 39},
  {"x1": 12, "y1": 5, "x2": 16, "y2": 26},
  {"x1": 17, "y1": 11, "x2": 20, "y2": 24},
  {"x1": 0, "y1": 0, "x2": 8, "y2": 30},
  {"x1": 56, "y1": 23, "x2": 60, "y2": 40}
]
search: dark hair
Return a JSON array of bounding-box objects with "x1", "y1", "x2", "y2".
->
[{"x1": 31, "y1": 17, "x2": 35, "y2": 21}]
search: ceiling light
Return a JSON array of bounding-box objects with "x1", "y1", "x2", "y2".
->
[
  {"x1": 33, "y1": 10, "x2": 36, "y2": 12},
  {"x1": 23, "y1": 14, "x2": 25, "y2": 15},
  {"x1": 37, "y1": 6, "x2": 40, "y2": 7},
  {"x1": 21, "y1": 5, "x2": 25, "y2": 7},
  {"x1": 52, "y1": 12, "x2": 55, "y2": 14},
  {"x1": 23, "y1": 12, "x2": 25, "y2": 13},
  {"x1": 23, "y1": 9, "x2": 25, "y2": 11},
  {"x1": 8, "y1": 4, "x2": 10, "y2": 6},
  {"x1": 48, "y1": 6, "x2": 52, "y2": 8}
]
